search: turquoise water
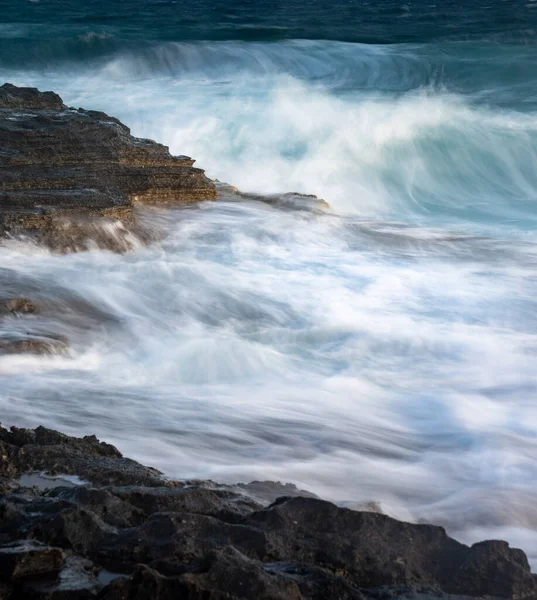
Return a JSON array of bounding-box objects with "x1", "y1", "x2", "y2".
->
[{"x1": 2, "y1": 0, "x2": 537, "y2": 565}]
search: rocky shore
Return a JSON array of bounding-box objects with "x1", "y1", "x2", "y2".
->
[
  {"x1": 0, "y1": 82, "x2": 222, "y2": 355},
  {"x1": 1, "y1": 83, "x2": 535, "y2": 599},
  {"x1": 0, "y1": 82, "x2": 329, "y2": 358},
  {"x1": 0, "y1": 425, "x2": 535, "y2": 600},
  {"x1": 0, "y1": 83, "x2": 217, "y2": 251}
]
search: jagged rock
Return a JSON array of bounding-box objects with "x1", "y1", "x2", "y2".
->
[
  {"x1": 0, "y1": 83, "x2": 64, "y2": 110},
  {"x1": 247, "y1": 496, "x2": 537, "y2": 598},
  {"x1": 226, "y1": 480, "x2": 319, "y2": 505},
  {"x1": 100, "y1": 550, "x2": 305, "y2": 600},
  {"x1": 0, "y1": 426, "x2": 535, "y2": 600},
  {"x1": 0, "y1": 425, "x2": 166, "y2": 487},
  {"x1": 0, "y1": 83, "x2": 217, "y2": 248},
  {"x1": 0, "y1": 542, "x2": 64, "y2": 581},
  {"x1": 47, "y1": 487, "x2": 146, "y2": 529},
  {"x1": 106, "y1": 485, "x2": 261, "y2": 524}
]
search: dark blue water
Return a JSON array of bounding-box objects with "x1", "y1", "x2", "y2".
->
[
  {"x1": 3, "y1": 0, "x2": 537, "y2": 567},
  {"x1": 3, "y1": 0, "x2": 537, "y2": 44}
]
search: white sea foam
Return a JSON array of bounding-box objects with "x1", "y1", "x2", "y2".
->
[
  {"x1": 8, "y1": 41, "x2": 536, "y2": 231},
  {"x1": 2, "y1": 39, "x2": 537, "y2": 563}
]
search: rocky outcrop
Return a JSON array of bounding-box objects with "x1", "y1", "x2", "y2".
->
[
  {"x1": 0, "y1": 425, "x2": 535, "y2": 599},
  {"x1": 0, "y1": 83, "x2": 217, "y2": 248},
  {"x1": 215, "y1": 182, "x2": 330, "y2": 212}
]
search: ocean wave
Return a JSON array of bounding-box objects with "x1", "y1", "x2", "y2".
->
[
  {"x1": 4, "y1": 40, "x2": 537, "y2": 230},
  {"x1": 4, "y1": 37, "x2": 537, "y2": 97},
  {"x1": 3, "y1": 17, "x2": 537, "y2": 568},
  {"x1": 2, "y1": 200, "x2": 537, "y2": 564}
]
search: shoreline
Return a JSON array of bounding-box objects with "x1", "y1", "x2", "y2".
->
[
  {"x1": 1, "y1": 423, "x2": 536, "y2": 599},
  {"x1": 0, "y1": 82, "x2": 535, "y2": 599}
]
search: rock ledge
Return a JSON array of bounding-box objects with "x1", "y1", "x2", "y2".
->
[
  {"x1": 0, "y1": 83, "x2": 217, "y2": 250},
  {"x1": 0, "y1": 425, "x2": 535, "y2": 600}
]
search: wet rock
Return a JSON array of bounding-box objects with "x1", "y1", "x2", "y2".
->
[
  {"x1": 227, "y1": 480, "x2": 319, "y2": 505},
  {"x1": 0, "y1": 298, "x2": 40, "y2": 315},
  {"x1": 39, "y1": 507, "x2": 114, "y2": 556},
  {"x1": 0, "y1": 425, "x2": 165, "y2": 487},
  {"x1": 215, "y1": 182, "x2": 330, "y2": 212},
  {"x1": 107, "y1": 485, "x2": 261, "y2": 524},
  {"x1": 0, "y1": 83, "x2": 217, "y2": 249},
  {"x1": 23, "y1": 213, "x2": 151, "y2": 254},
  {"x1": 98, "y1": 564, "x2": 182, "y2": 600},
  {"x1": 0, "y1": 542, "x2": 64, "y2": 581},
  {"x1": 5, "y1": 556, "x2": 101, "y2": 600},
  {"x1": 247, "y1": 496, "x2": 537, "y2": 598},
  {"x1": 91, "y1": 510, "x2": 271, "y2": 572},
  {"x1": 100, "y1": 548, "x2": 304, "y2": 600},
  {"x1": 0, "y1": 335, "x2": 68, "y2": 356},
  {"x1": 453, "y1": 540, "x2": 536, "y2": 599},
  {"x1": 0, "y1": 426, "x2": 535, "y2": 600},
  {"x1": 47, "y1": 487, "x2": 145, "y2": 529},
  {"x1": 44, "y1": 556, "x2": 101, "y2": 597}
]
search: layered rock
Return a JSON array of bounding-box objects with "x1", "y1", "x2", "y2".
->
[
  {"x1": 0, "y1": 83, "x2": 217, "y2": 247},
  {"x1": 0, "y1": 425, "x2": 535, "y2": 599}
]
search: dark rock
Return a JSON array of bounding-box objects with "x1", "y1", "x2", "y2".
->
[
  {"x1": 0, "y1": 425, "x2": 166, "y2": 487},
  {"x1": 98, "y1": 564, "x2": 182, "y2": 600},
  {"x1": 100, "y1": 548, "x2": 304, "y2": 600},
  {"x1": 16, "y1": 212, "x2": 152, "y2": 254},
  {"x1": 246, "y1": 496, "x2": 536, "y2": 598},
  {"x1": 0, "y1": 83, "x2": 217, "y2": 249},
  {"x1": 452, "y1": 540, "x2": 536, "y2": 599},
  {"x1": 215, "y1": 182, "x2": 330, "y2": 212},
  {"x1": 42, "y1": 555, "x2": 101, "y2": 598},
  {"x1": 0, "y1": 426, "x2": 535, "y2": 600},
  {"x1": 0, "y1": 84, "x2": 65, "y2": 110},
  {"x1": 227, "y1": 480, "x2": 319, "y2": 505},
  {"x1": 46, "y1": 487, "x2": 145, "y2": 529},
  {"x1": 83, "y1": 510, "x2": 269, "y2": 573},
  {"x1": 39, "y1": 507, "x2": 113, "y2": 555},
  {"x1": 107, "y1": 485, "x2": 261, "y2": 524},
  {"x1": 3, "y1": 556, "x2": 102, "y2": 600},
  {"x1": 0, "y1": 542, "x2": 64, "y2": 581}
]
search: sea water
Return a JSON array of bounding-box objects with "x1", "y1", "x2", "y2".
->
[{"x1": 2, "y1": 0, "x2": 537, "y2": 564}]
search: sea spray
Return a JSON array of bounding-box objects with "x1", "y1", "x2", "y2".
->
[{"x1": 2, "y1": 4, "x2": 537, "y2": 569}]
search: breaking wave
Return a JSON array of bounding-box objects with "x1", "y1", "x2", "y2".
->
[{"x1": 3, "y1": 21, "x2": 537, "y2": 566}]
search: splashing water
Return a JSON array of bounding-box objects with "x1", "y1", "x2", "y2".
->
[{"x1": 2, "y1": 7, "x2": 537, "y2": 566}]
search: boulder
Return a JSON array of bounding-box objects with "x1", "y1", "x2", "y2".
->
[{"x1": 0, "y1": 542, "x2": 64, "y2": 581}]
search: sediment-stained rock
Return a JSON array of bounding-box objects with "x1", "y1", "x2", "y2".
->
[
  {"x1": 0, "y1": 425, "x2": 535, "y2": 599},
  {"x1": 0, "y1": 333, "x2": 69, "y2": 356},
  {"x1": 0, "y1": 83, "x2": 217, "y2": 245},
  {"x1": 0, "y1": 298, "x2": 40, "y2": 315}
]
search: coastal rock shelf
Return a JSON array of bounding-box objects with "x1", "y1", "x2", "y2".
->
[
  {"x1": 0, "y1": 425, "x2": 535, "y2": 599},
  {"x1": 0, "y1": 83, "x2": 217, "y2": 248}
]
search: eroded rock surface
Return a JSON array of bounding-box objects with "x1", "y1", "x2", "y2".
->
[
  {"x1": 0, "y1": 425, "x2": 535, "y2": 599},
  {"x1": 215, "y1": 182, "x2": 330, "y2": 212},
  {"x1": 0, "y1": 83, "x2": 217, "y2": 247}
]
